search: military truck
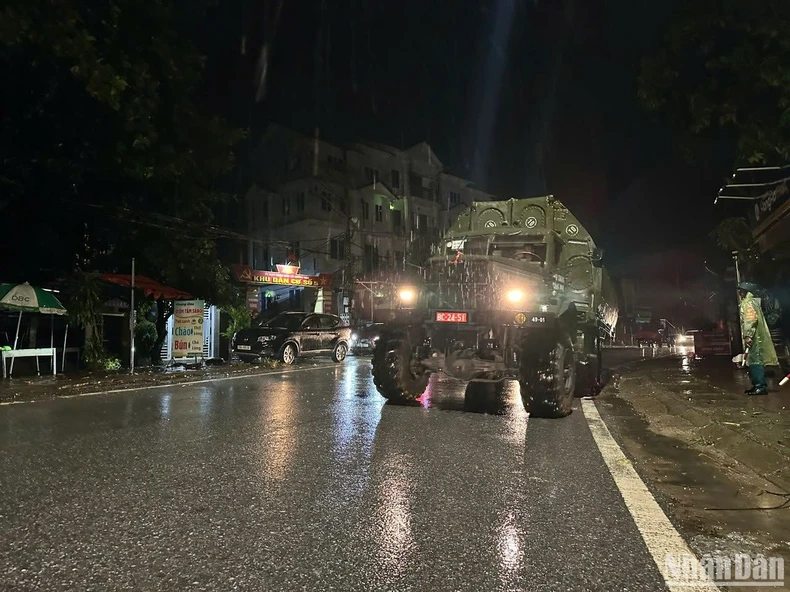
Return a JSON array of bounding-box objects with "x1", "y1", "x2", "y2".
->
[{"x1": 371, "y1": 195, "x2": 619, "y2": 418}]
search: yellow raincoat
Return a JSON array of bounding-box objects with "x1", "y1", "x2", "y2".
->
[{"x1": 739, "y1": 291, "x2": 779, "y2": 367}]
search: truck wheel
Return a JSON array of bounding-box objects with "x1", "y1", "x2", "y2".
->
[
  {"x1": 372, "y1": 331, "x2": 428, "y2": 404},
  {"x1": 574, "y1": 345, "x2": 602, "y2": 397},
  {"x1": 463, "y1": 379, "x2": 509, "y2": 414},
  {"x1": 519, "y1": 335, "x2": 576, "y2": 418}
]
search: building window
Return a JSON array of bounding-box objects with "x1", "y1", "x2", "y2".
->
[
  {"x1": 321, "y1": 192, "x2": 332, "y2": 212},
  {"x1": 282, "y1": 196, "x2": 291, "y2": 216},
  {"x1": 330, "y1": 238, "x2": 345, "y2": 260},
  {"x1": 365, "y1": 166, "x2": 379, "y2": 183},
  {"x1": 392, "y1": 209, "x2": 402, "y2": 227},
  {"x1": 327, "y1": 154, "x2": 344, "y2": 170},
  {"x1": 256, "y1": 245, "x2": 269, "y2": 268},
  {"x1": 296, "y1": 192, "x2": 305, "y2": 211},
  {"x1": 375, "y1": 204, "x2": 383, "y2": 222},
  {"x1": 364, "y1": 244, "x2": 378, "y2": 272},
  {"x1": 361, "y1": 200, "x2": 370, "y2": 220},
  {"x1": 418, "y1": 213, "x2": 427, "y2": 233},
  {"x1": 391, "y1": 170, "x2": 400, "y2": 189},
  {"x1": 450, "y1": 191, "x2": 461, "y2": 205}
]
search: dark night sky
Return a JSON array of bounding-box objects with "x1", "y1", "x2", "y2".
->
[{"x1": 200, "y1": 0, "x2": 741, "y2": 275}]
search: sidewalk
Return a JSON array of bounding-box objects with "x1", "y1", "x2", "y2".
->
[
  {"x1": 0, "y1": 358, "x2": 334, "y2": 404},
  {"x1": 607, "y1": 353, "x2": 790, "y2": 492}
]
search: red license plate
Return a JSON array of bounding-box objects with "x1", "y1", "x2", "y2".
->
[{"x1": 435, "y1": 311, "x2": 468, "y2": 323}]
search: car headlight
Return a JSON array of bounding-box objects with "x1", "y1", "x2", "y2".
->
[
  {"x1": 505, "y1": 288, "x2": 526, "y2": 304},
  {"x1": 398, "y1": 287, "x2": 416, "y2": 304}
]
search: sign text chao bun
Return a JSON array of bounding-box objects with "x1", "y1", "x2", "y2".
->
[{"x1": 172, "y1": 300, "x2": 204, "y2": 358}]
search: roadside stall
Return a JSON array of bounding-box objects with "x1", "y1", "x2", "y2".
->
[{"x1": 0, "y1": 282, "x2": 68, "y2": 378}]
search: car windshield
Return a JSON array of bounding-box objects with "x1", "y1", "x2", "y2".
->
[{"x1": 263, "y1": 313, "x2": 306, "y2": 331}]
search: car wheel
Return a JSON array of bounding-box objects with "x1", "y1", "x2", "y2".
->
[
  {"x1": 280, "y1": 343, "x2": 297, "y2": 365},
  {"x1": 332, "y1": 342, "x2": 348, "y2": 363}
]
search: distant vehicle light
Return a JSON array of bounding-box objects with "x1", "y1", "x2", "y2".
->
[
  {"x1": 351, "y1": 332, "x2": 358, "y2": 342},
  {"x1": 506, "y1": 289, "x2": 526, "y2": 304},
  {"x1": 399, "y1": 288, "x2": 416, "y2": 304}
]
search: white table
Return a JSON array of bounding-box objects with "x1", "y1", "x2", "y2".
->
[{"x1": 1, "y1": 348, "x2": 56, "y2": 378}]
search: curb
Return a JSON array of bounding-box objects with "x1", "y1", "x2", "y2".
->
[{"x1": 0, "y1": 363, "x2": 339, "y2": 406}]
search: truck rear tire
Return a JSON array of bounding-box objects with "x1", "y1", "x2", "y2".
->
[
  {"x1": 463, "y1": 379, "x2": 509, "y2": 414},
  {"x1": 574, "y1": 347, "x2": 602, "y2": 397},
  {"x1": 372, "y1": 330, "x2": 429, "y2": 404},
  {"x1": 519, "y1": 334, "x2": 576, "y2": 418}
]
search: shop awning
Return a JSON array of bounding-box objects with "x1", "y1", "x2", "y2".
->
[{"x1": 97, "y1": 274, "x2": 191, "y2": 300}]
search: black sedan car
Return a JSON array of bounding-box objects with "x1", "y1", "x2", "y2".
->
[{"x1": 232, "y1": 312, "x2": 352, "y2": 365}]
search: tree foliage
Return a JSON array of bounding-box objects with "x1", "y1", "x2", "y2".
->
[
  {"x1": 710, "y1": 217, "x2": 754, "y2": 253},
  {"x1": 639, "y1": 0, "x2": 790, "y2": 164},
  {"x1": 0, "y1": 0, "x2": 245, "y2": 312}
]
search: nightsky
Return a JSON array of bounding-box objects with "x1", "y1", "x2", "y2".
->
[{"x1": 200, "y1": 0, "x2": 739, "y2": 275}]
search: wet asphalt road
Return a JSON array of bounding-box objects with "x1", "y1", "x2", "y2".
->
[{"x1": 0, "y1": 357, "x2": 670, "y2": 591}]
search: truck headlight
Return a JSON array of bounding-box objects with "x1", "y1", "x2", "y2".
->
[
  {"x1": 398, "y1": 287, "x2": 416, "y2": 304},
  {"x1": 505, "y1": 288, "x2": 526, "y2": 304}
]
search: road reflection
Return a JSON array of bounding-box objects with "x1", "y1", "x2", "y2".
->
[
  {"x1": 373, "y1": 461, "x2": 415, "y2": 576},
  {"x1": 257, "y1": 379, "x2": 297, "y2": 482},
  {"x1": 497, "y1": 510, "x2": 523, "y2": 575},
  {"x1": 326, "y1": 363, "x2": 385, "y2": 498}
]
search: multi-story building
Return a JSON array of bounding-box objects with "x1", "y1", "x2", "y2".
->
[{"x1": 245, "y1": 124, "x2": 492, "y2": 318}]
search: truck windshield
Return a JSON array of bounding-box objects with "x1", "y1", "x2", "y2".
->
[
  {"x1": 490, "y1": 241, "x2": 547, "y2": 263},
  {"x1": 445, "y1": 238, "x2": 488, "y2": 256}
]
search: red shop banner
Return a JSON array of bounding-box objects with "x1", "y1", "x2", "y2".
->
[{"x1": 231, "y1": 264, "x2": 333, "y2": 288}]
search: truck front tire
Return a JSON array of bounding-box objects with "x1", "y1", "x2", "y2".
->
[
  {"x1": 372, "y1": 330, "x2": 429, "y2": 404},
  {"x1": 519, "y1": 334, "x2": 576, "y2": 418}
]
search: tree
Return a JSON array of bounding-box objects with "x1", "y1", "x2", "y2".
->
[
  {"x1": 710, "y1": 216, "x2": 760, "y2": 279},
  {"x1": 1, "y1": 0, "x2": 246, "y2": 362},
  {"x1": 639, "y1": 0, "x2": 790, "y2": 164}
]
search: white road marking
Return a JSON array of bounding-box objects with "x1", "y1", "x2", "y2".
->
[
  {"x1": 0, "y1": 364, "x2": 336, "y2": 406},
  {"x1": 581, "y1": 398, "x2": 720, "y2": 591}
]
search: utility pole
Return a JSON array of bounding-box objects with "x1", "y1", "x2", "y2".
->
[
  {"x1": 130, "y1": 257, "x2": 136, "y2": 374},
  {"x1": 733, "y1": 250, "x2": 742, "y2": 306},
  {"x1": 733, "y1": 250, "x2": 741, "y2": 284}
]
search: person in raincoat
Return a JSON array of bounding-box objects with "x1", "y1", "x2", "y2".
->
[{"x1": 738, "y1": 282, "x2": 779, "y2": 395}]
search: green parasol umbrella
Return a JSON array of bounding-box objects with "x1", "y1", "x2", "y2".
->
[
  {"x1": 0, "y1": 282, "x2": 67, "y2": 315},
  {"x1": 0, "y1": 283, "x2": 68, "y2": 375}
]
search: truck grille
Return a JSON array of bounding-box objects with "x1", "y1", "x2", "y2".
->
[{"x1": 429, "y1": 259, "x2": 544, "y2": 310}]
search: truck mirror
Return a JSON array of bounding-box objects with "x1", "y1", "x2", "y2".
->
[{"x1": 592, "y1": 248, "x2": 604, "y2": 267}]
